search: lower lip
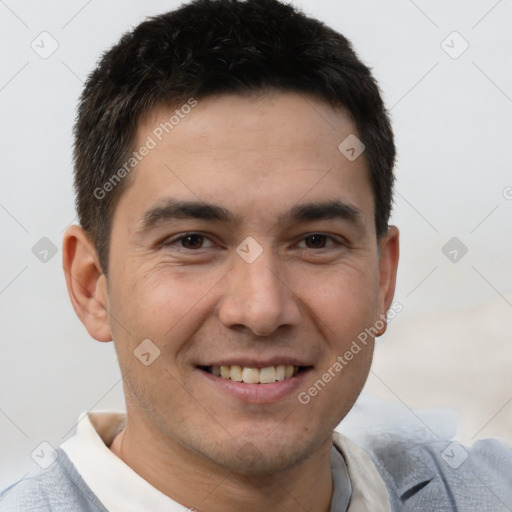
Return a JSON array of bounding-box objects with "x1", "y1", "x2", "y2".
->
[{"x1": 199, "y1": 368, "x2": 312, "y2": 404}]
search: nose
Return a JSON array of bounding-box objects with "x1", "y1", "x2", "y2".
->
[{"x1": 218, "y1": 249, "x2": 302, "y2": 337}]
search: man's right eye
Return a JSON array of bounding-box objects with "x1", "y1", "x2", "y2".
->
[{"x1": 163, "y1": 233, "x2": 215, "y2": 250}]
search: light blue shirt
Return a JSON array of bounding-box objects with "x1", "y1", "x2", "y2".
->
[{"x1": 1, "y1": 412, "x2": 511, "y2": 511}]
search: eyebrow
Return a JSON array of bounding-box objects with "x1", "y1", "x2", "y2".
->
[
  {"x1": 285, "y1": 200, "x2": 363, "y2": 225},
  {"x1": 138, "y1": 198, "x2": 364, "y2": 233},
  {"x1": 139, "y1": 200, "x2": 233, "y2": 232}
]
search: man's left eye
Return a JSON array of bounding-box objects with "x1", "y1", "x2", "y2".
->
[{"x1": 297, "y1": 234, "x2": 338, "y2": 249}]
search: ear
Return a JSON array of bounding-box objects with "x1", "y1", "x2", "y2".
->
[
  {"x1": 374, "y1": 226, "x2": 400, "y2": 336},
  {"x1": 62, "y1": 225, "x2": 112, "y2": 342}
]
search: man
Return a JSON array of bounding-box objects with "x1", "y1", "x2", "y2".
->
[{"x1": 1, "y1": 0, "x2": 511, "y2": 510}]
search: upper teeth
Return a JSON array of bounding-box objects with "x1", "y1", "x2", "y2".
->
[{"x1": 210, "y1": 365, "x2": 298, "y2": 384}]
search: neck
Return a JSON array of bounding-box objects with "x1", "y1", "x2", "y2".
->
[{"x1": 109, "y1": 416, "x2": 336, "y2": 512}]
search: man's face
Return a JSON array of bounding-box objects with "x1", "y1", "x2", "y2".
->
[{"x1": 105, "y1": 92, "x2": 397, "y2": 474}]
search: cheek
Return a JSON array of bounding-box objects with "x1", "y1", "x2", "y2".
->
[
  {"x1": 108, "y1": 265, "x2": 222, "y2": 352},
  {"x1": 295, "y1": 264, "x2": 379, "y2": 341}
]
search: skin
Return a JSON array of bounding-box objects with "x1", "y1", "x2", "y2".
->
[{"x1": 63, "y1": 92, "x2": 399, "y2": 512}]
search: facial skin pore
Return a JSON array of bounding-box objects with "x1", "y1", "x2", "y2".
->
[{"x1": 63, "y1": 92, "x2": 399, "y2": 512}]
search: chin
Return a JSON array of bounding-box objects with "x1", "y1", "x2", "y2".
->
[{"x1": 197, "y1": 426, "x2": 325, "y2": 476}]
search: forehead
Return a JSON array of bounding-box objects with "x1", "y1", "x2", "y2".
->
[
  {"x1": 141, "y1": 92, "x2": 357, "y2": 165},
  {"x1": 114, "y1": 92, "x2": 374, "y2": 230}
]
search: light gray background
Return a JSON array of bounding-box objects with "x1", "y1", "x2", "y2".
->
[{"x1": 1, "y1": 0, "x2": 511, "y2": 490}]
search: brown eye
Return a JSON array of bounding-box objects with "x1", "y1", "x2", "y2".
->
[
  {"x1": 181, "y1": 234, "x2": 205, "y2": 249},
  {"x1": 304, "y1": 234, "x2": 328, "y2": 248},
  {"x1": 162, "y1": 232, "x2": 216, "y2": 252}
]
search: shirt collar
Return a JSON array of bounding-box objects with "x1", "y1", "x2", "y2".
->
[
  {"x1": 333, "y1": 432, "x2": 391, "y2": 511},
  {"x1": 62, "y1": 411, "x2": 187, "y2": 512}
]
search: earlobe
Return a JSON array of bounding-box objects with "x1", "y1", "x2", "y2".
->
[
  {"x1": 62, "y1": 225, "x2": 112, "y2": 342},
  {"x1": 375, "y1": 226, "x2": 400, "y2": 336}
]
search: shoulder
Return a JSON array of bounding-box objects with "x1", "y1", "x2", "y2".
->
[
  {"x1": 0, "y1": 449, "x2": 107, "y2": 512},
  {"x1": 365, "y1": 434, "x2": 512, "y2": 510}
]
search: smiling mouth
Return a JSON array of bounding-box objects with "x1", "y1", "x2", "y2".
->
[{"x1": 200, "y1": 365, "x2": 308, "y2": 384}]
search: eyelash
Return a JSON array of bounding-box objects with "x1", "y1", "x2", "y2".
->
[
  {"x1": 162, "y1": 232, "x2": 343, "y2": 251},
  {"x1": 164, "y1": 233, "x2": 216, "y2": 251}
]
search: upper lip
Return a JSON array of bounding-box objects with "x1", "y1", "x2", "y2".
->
[{"x1": 198, "y1": 357, "x2": 313, "y2": 368}]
